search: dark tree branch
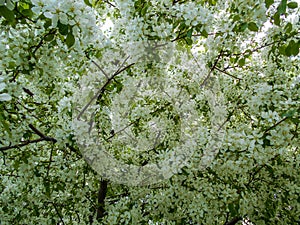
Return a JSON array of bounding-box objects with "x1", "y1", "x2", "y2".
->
[
  {"x1": 0, "y1": 138, "x2": 49, "y2": 151},
  {"x1": 263, "y1": 117, "x2": 288, "y2": 134},
  {"x1": 103, "y1": 0, "x2": 116, "y2": 7},
  {"x1": 29, "y1": 124, "x2": 57, "y2": 142},
  {"x1": 91, "y1": 60, "x2": 109, "y2": 79},
  {"x1": 23, "y1": 87, "x2": 34, "y2": 97},
  {"x1": 77, "y1": 58, "x2": 134, "y2": 119},
  {"x1": 106, "y1": 120, "x2": 137, "y2": 141},
  {"x1": 171, "y1": 31, "x2": 186, "y2": 42},
  {"x1": 225, "y1": 41, "x2": 278, "y2": 57},
  {"x1": 96, "y1": 179, "x2": 108, "y2": 220},
  {"x1": 51, "y1": 202, "x2": 65, "y2": 225},
  {"x1": 215, "y1": 67, "x2": 242, "y2": 80},
  {"x1": 172, "y1": 0, "x2": 188, "y2": 5},
  {"x1": 31, "y1": 29, "x2": 57, "y2": 55},
  {"x1": 9, "y1": 69, "x2": 20, "y2": 82},
  {"x1": 0, "y1": 124, "x2": 57, "y2": 151},
  {"x1": 200, "y1": 50, "x2": 223, "y2": 87}
]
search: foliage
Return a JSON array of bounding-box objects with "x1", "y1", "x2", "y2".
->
[{"x1": 0, "y1": 0, "x2": 299, "y2": 224}]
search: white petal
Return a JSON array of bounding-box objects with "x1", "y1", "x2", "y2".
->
[
  {"x1": 32, "y1": 6, "x2": 41, "y2": 15},
  {"x1": 0, "y1": 93, "x2": 12, "y2": 101},
  {"x1": 52, "y1": 14, "x2": 58, "y2": 27},
  {"x1": 0, "y1": 83, "x2": 6, "y2": 92},
  {"x1": 44, "y1": 11, "x2": 53, "y2": 19},
  {"x1": 59, "y1": 13, "x2": 68, "y2": 25}
]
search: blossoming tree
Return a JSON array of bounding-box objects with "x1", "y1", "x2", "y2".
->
[{"x1": 0, "y1": 0, "x2": 299, "y2": 224}]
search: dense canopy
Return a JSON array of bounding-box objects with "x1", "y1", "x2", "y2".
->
[{"x1": 0, "y1": 0, "x2": 299, "y2": 224}]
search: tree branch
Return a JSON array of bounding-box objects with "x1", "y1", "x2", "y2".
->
[
  {"x1": 91, "y1": 60, "x2": 109, "y2": 79},
  {"x1": 31, "y1": 29, "x2": 57, "y2": 55},
  {"x1": 103, "y1": 0, "x2": 116, "y2": 7},
  {"x1": 0, "y1": 124, "x2": 57, "y2": 151},
  {"x1": 215, "y1": 67, "x2": 242, "y2": 80},
  {"x1": 263, "y1": 117, "x2": 288, "y2": 134},
  {"x1": 51, "y1": 202, "x2": 65, "y2": 225},
  {"x1": 200, "y1": 51, "x2": 223, "y2": 87},
  {"x1": 29, "y1": 124, "x2": 57, "y2": 142},
  {"x1": 77, "y1": 58, "x2": 134, "y2": 119},
  {"x1": 0, "y1": 138, "x2": 50, "y2": 151},
  {"x1": 96, "y1": 179, "x2": 108, "y2": 220}
]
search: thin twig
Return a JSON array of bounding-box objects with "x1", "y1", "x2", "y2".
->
[
  {"x1": 22, "y1": 87, "x2": 34, "y2": 97},
  {"x1": 104, "y1": 0, "x2": 116, "y2": 7},
  {"x1": 91, "y1": 60, "x2": 109, "y2": 79},
  {"x1": 200, "y1": 51, "x2": 223, "y2": 87},
  {"x1": 77, "y1": 61, "x2": 135, "y2": 120},
  {"x1": 113, "y1": 55, "x2": 130, "y2": 75},
  {"x1": 31, "y1": 29, "x2": 57, "y2": 55},
  {"x1": 215, "y1": 67, "x2": 242, "y2": 80},
  {"x1": 51, "y1": 202, "x2": 65, "y2": 225},
  {"x1": 0, "y1": 138, "x2": 46, "y2": 151},
  {"x1": 0, "y1": 125, "x2": 57, "y2": 151},
  {"x1": 263, "y1": 117, "x2": 288, "y2": 134}
]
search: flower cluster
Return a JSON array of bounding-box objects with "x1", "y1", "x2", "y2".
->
[
  {"x1": 31, "y1": 0, "x2": 102, "y2": 47},
  {"x1": 0, "y1": 0, "x2": 299, "y2": 224}
]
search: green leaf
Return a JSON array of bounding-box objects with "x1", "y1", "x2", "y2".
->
[
  {"x1": 273, "y1": 12, "x2": 280, "y2": 26},
  {"x1": 239, "y1": 22, "x2": 248, "y2": 32},
  {"x1": 44, "y1": 181, "x2": 51, "y2": 197},
  {"x1": 0, "y1": 5, "x2": 15, "y2": 22},
  {"x1": 278, "y1": 45, "x2": 286, "y2": 55},
  {"x1": 285, "y1": 40, "x2": 299, "y2": 56},
  {"x1": 185, "y1": 38, "x2": 193, "y2": 45},
  {"x1": 141, "y1": 4, "x2": 148, "y2": 16},
  {"x1": 287, "y1": 2, "x2": 298, "y2": 9},
  {"x1": 230, "y1": 57, "x2": 237, "y2": 63},
  {"x1": 179, "y1": 22, "x2": 186, "y2": 30},
  {"x1": 58, "y1": 21, "x2": 69, "y2": 35},
  {"x1": 1, "y1": 119, "x2": 10, "y2": 133},
  {"x1": 281, "y1": 109, "x2": 296, "y2": 118},
  {"x1": 18, "y1": 2, "x2": 30, "y2": 10},
  {"x1": 284, "y1": 22, "x2": 293, "y2": 33},
  {"x1": 248, "y1": 22, "x2": 259, "y2": 32},
  {"x1": 277, "y1": 0, "x2": 287, "y2": 14},
  {"x1": 43, "y1": 18, "x2": 52, "y2": 29},
  {"x1": 265, "y1": 0, "x2": 274, "y2": 8},
  {"x1": 84, "y1": 0, "x2": 92, "y2": 7},
  {"x1": 186, "y1": 28, "x2": 193, "y2": 38},
  {"x1": 232, "y1": 15, "x2": 240, "y2": 22},
  {"x1": 238, "y1": 58, "x2": 245, "y2": 66},
  {"x1": 65, "y1": 33, "x2": 75, "y2": 48},
  {"x1": 208, "y1": 0, "x2": 216, "y2": 6},
  {"x1": 201, "y1": 29, "x2": 208, "y2": 38},
  {"x1": 44, "y1": 34, "x2": 55, "y2": 42},
  {"x1": 22, "y1": 9, "x2": 33, "y2": 18},
  {"x1": 228, "y1": 203, "x2": 238, "y2": 216}
]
